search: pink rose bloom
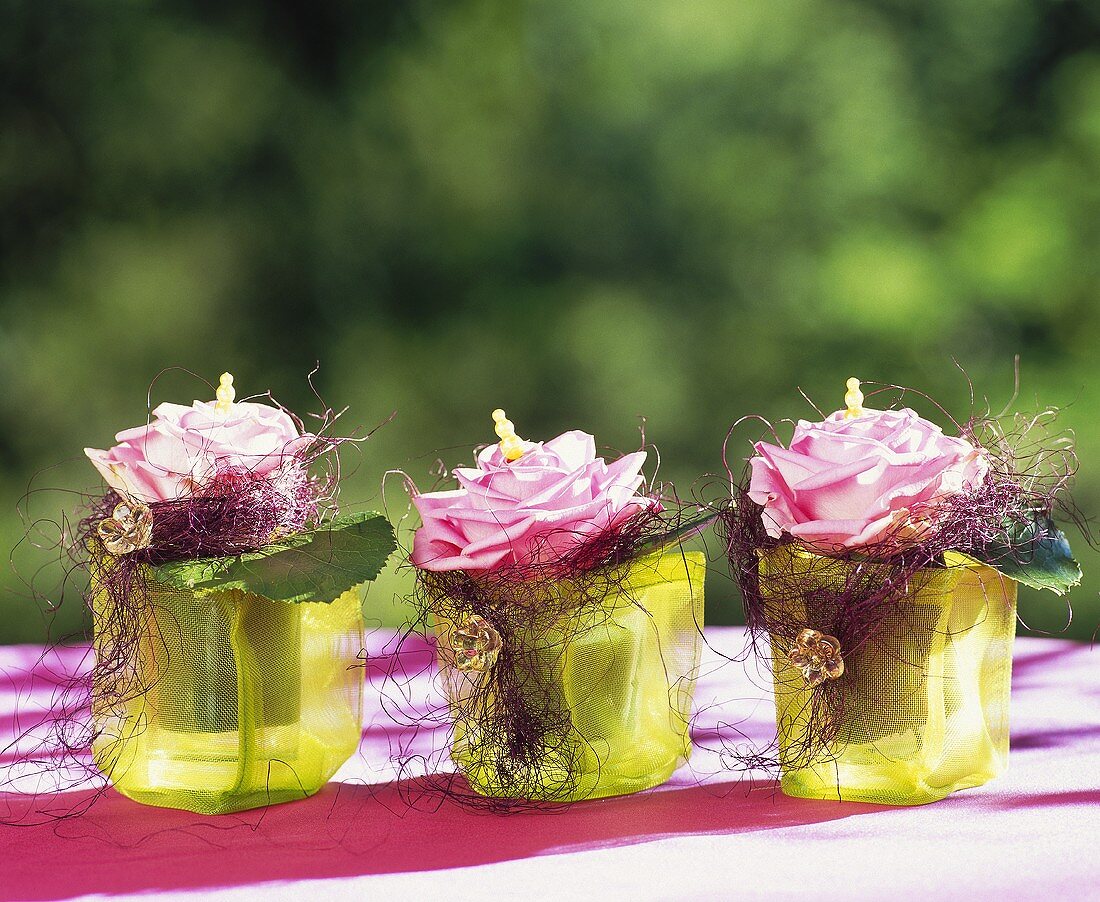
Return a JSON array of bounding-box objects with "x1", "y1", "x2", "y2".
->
[
  {"x1": 748, "y1": 407, "x2": 988, "y2": 551},
  {"x1": 411, "y1": 430, "x2": 656, "y2": 572},
  {"x1": 85, "y1": 400, "x2": 310, "y2": 503}
]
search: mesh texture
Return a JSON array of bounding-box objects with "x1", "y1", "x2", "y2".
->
[
  {"x1": 91, "y1": 575, "x2": 364, "y2": 815},
  {"x1": 762, "y1": 546, "x2": 1017, "y2": 805},
  {"x1": 437, "y1": 549, "x2": 705, "y2": 802}
]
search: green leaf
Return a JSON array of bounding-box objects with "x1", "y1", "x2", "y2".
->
[
  {"x1": 152, "y1": 511, "x2": 397, "y2": 603},
  {"x1": 975, "y1": 514, "x2": 1082, "y2": 595},
  {"x1": 632, "y1": 510, "x2": 720, "y2": 560}
]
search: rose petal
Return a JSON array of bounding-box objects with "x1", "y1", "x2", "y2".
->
[
  {"x1": 747, "y1": 406, "x2": 988, "y2": 549},
  {"x1": 86, "y1": 397, "x2": 304, "y2": 501},
  {"x1": 412, "y1": 432, "x2": 653, "y2": 571}
]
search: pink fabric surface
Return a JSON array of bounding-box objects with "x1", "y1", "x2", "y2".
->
[{"x1": 1, "y1": 627, "x2": 1098, "y2": 902}]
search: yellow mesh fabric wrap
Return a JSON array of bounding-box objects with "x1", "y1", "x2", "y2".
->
[
  {"x1": 761, "y1": 546, "x2": 1017, "y2": 805},
  {"x1": 437, "y1": 549, "x2": 705, "y2": 802},
  {"x1": 91, "y1": 574, "x2": 364, "y2": 815}
]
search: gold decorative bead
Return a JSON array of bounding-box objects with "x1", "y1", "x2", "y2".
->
[
  {"x1": 97, "y1": 499, "x2": 154, "y2": 555},
  {"x1": 449, "y1": 614, "x2": 503, "y2": 673},
  {"x1": 788, "y1": 627, "x2": 845, "y2": 688}
]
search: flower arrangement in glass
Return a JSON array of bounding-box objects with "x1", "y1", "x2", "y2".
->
[
  {"x1": 83, "y1": 374, "x2": 395, "y2": 814},
  {"x1": 722, "y1": 378, "x2": 1082, "y2": 805},
  {"x1": 408, "y1": 411, "x2": 709, "y2": 804}
]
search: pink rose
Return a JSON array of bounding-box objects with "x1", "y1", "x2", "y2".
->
[
  {"x1": 411, "y1": 430, "x2": 656, "y2": 571},
  {"x1": 748, "y1": 407, "x2": 988, "y2": 550},
  {"x1": 85, "y1": 400, "x2": 310, "y2": 503}
]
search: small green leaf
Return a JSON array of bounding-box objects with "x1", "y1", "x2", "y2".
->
[
  {"x1": 975, "y1": 514, "x2": 1082, "y2": 596},
  {"x1": 153, "y1": 511, "x2": 397, "y2": 603},
  {"x1": 632, "y1": 510, "x2": 720, "y2": 560}
]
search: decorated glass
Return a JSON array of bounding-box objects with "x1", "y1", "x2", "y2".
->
[
  {"x1": 409, "y1": 410, "x2": 709, "y2": 803},
  {"x1": 724, "y1": 378, "x2": 1081, "y2": 804},
  {"x1": 82, "y1": 373, "x2": 395, "y2": 814}
]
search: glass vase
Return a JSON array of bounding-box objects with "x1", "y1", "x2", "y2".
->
[
  {"x1": 761, "y1": 546, "x2": 1017, "y2": 805},
  {"x1": 435, "y1": 548, "x2": 705, "y2": 802},
  {"x1": 91, "y1": 574, "x2": 364, "y2": 814}
]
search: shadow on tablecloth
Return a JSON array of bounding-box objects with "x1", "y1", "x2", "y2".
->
[
  {"x1": 4, "y1": 633, "x2": 1092, "y2": 899},
  {"x1": 0, "y1": 775, "x2": 899, "y2": 900}
]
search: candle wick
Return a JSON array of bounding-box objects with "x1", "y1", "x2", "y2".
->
[
  {"x1": 215, "y1": 372, "x2": 236, "y2": 415},
  {"x1": 492, "y1": 408, "x2": 526, "y2": 462},
  {"x1": 844, "y1": 377, "x2": 864, "y2": 419}
]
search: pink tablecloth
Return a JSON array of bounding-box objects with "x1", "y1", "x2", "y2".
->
[{"x1": 1, "y1": 627, "x2": 1098, "y2": 902}]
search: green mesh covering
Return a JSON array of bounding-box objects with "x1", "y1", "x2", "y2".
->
[
  {"x1": 436, "y1": 549, "x2": 705, "y2": 802},
  {"x1": 91, "y1": 575, "x2": 363, "y2": 815},
  {"x1": 763, "y1": 547, "x2": 1017, "y2": 805}
]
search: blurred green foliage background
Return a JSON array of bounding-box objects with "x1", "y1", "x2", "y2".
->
[{"x1": 1, "y1": 1, "x2": 1097, "y2": 644}]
